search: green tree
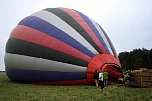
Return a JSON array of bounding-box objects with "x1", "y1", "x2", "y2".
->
[{"x1": 118, "y1": 48, "x2": 152, "y2": 70}]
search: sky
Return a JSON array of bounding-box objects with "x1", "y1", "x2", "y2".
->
[{"x1": 1, "y1": 0, "x2": 152, "y2": 71}]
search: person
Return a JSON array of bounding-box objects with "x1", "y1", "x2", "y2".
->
[
  {"x1": 118, "y1": 78, "x2": 124, "y2": 87},
  {"x1": 103, "y1": 69, "x2": 108, "y2": 86},
  {"x1": 99, "y1": 70, "x2": 104, "y2": 89},
  {"x1": 124, "y1": 71, "x2": 129, "y2": 87},
  {"x1": 124, "y1": 70, "x2": 133, "y2": 87},
  {"x1": 128, "y1": 70, "x2": 134, "y2": 87},
  {"x1": 94, "y1": 70, "x2": 99, "y2": 87}
]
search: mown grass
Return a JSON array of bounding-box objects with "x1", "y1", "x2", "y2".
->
[{"x1": 0, "y1": 72, "x2": 152, "y2": 101}]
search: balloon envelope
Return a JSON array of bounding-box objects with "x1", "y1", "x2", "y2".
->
[{"x1": 5, "y1": 8, "x2": 123, "y2": 85}]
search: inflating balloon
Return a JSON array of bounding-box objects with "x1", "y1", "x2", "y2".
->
[{"x1": 5, "y1": 8, "x2": 123, "y2": 85}]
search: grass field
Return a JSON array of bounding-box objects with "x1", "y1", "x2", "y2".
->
[{"x1": 0, "y1": 72, "x2": 152, "y2": 101}]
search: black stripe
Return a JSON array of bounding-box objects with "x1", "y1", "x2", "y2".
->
[
  {"x1": 43, "y1": 8, "x2": 102, "y2": 54},
  {"x1": 6, "y1": 38, "x2": 88, "y2": 67},
  {"x1": 98, "y1": 24, "x2": 117, "y2": 56}
]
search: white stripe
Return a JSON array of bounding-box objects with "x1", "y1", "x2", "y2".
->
[
  {"x1": 108, "y1": 47, "x2": 114, "y2": 55},
  {"x1": 5, "y1": 53, "x2": 87, "y2": 72},
  {"x1": 31, "y1": 11, "x2": 99, "y2": 54},
  {"x1": 89, "y1": 18, "x2": 114, "y2": 55}
]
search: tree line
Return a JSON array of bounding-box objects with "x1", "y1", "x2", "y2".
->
[{"x1": 118, "y1": 48, "x2": 152, "y2": 70}]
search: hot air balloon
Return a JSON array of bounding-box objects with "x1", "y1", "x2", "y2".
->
[{"x1": 5, "y1": 8, "x2": 123, "y2": 85}]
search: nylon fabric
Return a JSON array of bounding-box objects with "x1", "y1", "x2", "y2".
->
[
  {"x1": 44, "y1": 8, "x2": 102, "y2": 54},
  {"x1": 6, "y1": 38, "x2": 88, "y2": 67},
  {"x1": 6, "y1": 68, "x2": 86, "y2": 82},
  {"x1": 98, "y1": 25, "x2": 117, "y2": 57},
  {"x1": 5, "y1": 53, "x2": 87, "y2": 72},
  {"x1": 10, "y1": 25, "x2": 91, "y2": 62},
  {"x1": 61, "y1": 8, "x2": 104, "y2": 53},
  {"x1": 18, "y1": 16, "x2": 94, "y2": 57},
  {"x1": 88, "y1": 18, "x2": 114, "y2": 55},
  {"x1": 31, "y1": 11, "x2": 98, "y2": 55},
  {"x1": 75, "y1": 11, "x2": 109, "y2": 54}
]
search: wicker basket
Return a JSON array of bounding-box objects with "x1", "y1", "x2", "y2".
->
[{"x1": 133, "y1": 70, "x2": 152, "y2": 87}]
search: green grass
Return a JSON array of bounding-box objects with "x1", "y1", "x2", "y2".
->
[{"x1": 0, "y1": 72, "x2": 152, "y2": 101}]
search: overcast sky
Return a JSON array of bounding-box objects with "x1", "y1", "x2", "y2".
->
[{"x1": 1, "y1": 0, "x2": 152, "y2": 71}]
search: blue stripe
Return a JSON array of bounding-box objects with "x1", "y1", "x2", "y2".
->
[
  {"x1": 76, "y1": 11, "x2": 110, "y2": 53},
  {"x1": 18, "y1": 16, "x2": 94, "y2": 57},
  {"x1": 6, "y1": 68, "x2": 86, "y2": 82}
]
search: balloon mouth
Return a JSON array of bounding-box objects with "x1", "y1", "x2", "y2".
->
[{"x1": 86, "y1": 54, "x2": 123, "y2": 84}]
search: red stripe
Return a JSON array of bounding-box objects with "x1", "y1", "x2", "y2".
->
[
  {"x1": 105, "y1": 65, "x2": 122, "y2": 78},
  {"x1": 61, "y1": 8, "x2": 107, "y2": 53},
  {"x1": 87, "y1": 74, "x2": 94, "y2": 79},
  {"x1": 86, "y1": 54, "x2": 123, "y2": 82},
  {"x1": 109, "y1": 40, "x2": 118, "y2": 58},
  {"x1": 10, "y1": 25, "x2": 91, "y2": 62},
  {"x1": 104, "y1": 33, "x2": 118, "y2": 58},
  {"x1": 32, "y1": 79, "x2": 88, "y2": 85}
]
